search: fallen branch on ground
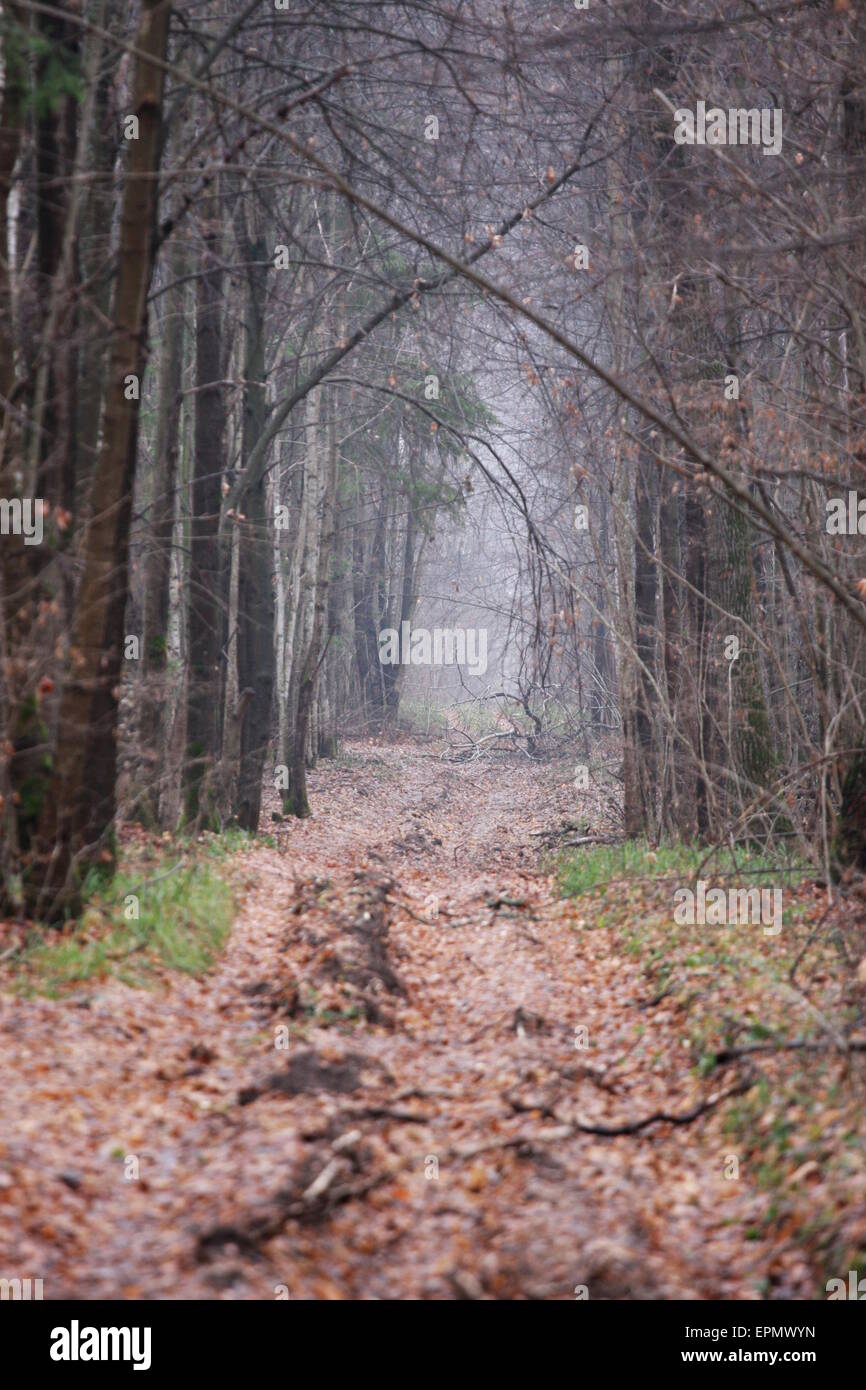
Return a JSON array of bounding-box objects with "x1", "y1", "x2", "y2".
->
[{"x1": 712, "y1": 1036, "x2": 866, "y2": 1063}]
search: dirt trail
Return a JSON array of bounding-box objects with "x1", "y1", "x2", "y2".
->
[{"x1": 0, "y1": 742, "x2": 775, "y2": 1299}]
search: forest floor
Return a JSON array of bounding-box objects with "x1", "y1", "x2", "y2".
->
[{"x1": 1, "y1": 738, "x2": 864, "y2": 1299}]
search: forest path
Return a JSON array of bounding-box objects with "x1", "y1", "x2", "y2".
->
[{"x1": 0, "y1": 741, "x2": 767, "y2": 1299}]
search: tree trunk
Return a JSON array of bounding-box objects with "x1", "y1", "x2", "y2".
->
[
  {"x1": 32, "y1": 0, "x2": 171, "y2": 920},
  {"x1": 235, "y1": 227, "x2": 272, "y2": 830},
  {"x1": 285, "y1": 389, "x2": 337, "y2": 816},
  {"x1": 633, "y1": 442, "x2": 658, "y2": 830},
  {"x1": 139, "y1": 235, "x2": 186, "y2": 819},
  {"x1": 185, "y1": 211, "x2": 227, "y2": 825}
]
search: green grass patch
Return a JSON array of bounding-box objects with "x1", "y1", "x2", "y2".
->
[
  {"x1": 203, "y1": 825, "x2": 275, "y2": 854},
  {"x1": 556, "y1": 836, "x2": 806, "y2": 900},
  {"x1": 9, "y1": 838, "x2": 243, "y2": 996},
  {"x1": 449, "y1": 702, "x2": 504, "y2": 737},
  {"x1": 397, "y1": 696, "x2": 449, "y2": 736},
  {"x1": 557, "y1": 838, "x2": 707, "y2": 897},
  {"x1": 557, "y1": 831, "x2": 862, "y2": 1277}
]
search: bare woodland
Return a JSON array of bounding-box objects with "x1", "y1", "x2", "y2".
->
[{"x1": 1, "y1": 0, "x2": 866, "y2": 1307}]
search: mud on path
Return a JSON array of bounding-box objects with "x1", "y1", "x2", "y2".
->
[{"x1": 0, "y1": 741, "x2": 782, "y2": 1299}]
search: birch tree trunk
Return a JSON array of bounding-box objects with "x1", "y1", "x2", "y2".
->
[
  {"x1": 139, "y1": 236, "x2": 186, "y2": 819},
  {"x1": 235, "y1": 216, "x2": 273, "y2": 830},
  {"x1": 185, "y1": 205, "x2": 227, "y2": 825}
]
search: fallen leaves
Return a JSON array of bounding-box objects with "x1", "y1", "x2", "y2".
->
[{"x1": 0, "y1": 740, "x2": 863, "y2": 1298}]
